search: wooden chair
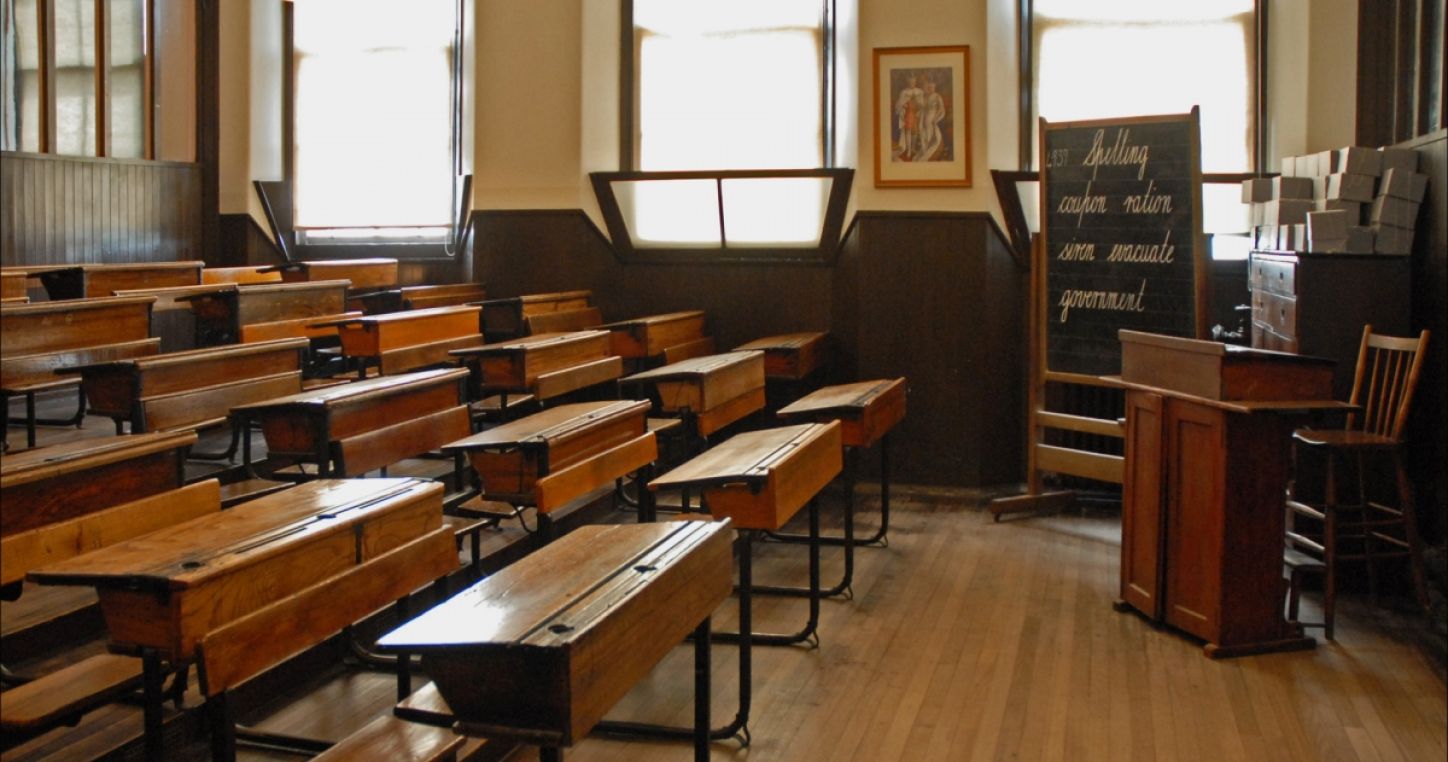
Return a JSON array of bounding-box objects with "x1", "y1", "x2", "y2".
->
[{"x1": 1284, "y1": 325, "x2": 1432, "y2": 640}]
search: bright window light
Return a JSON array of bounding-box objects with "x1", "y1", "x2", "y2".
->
[
  {"x1": 720, "y1": 177, "x2": 829, "y2": 246},
  {"x1": 1034, "y1": 1, "x2": 1253, "y2": 174},
  {"x1": 614, "y1": 179, "x2": 722, "y2": 248},
  {"x1": 293, "y1": 0, "x2": 454, "y2": 230}
]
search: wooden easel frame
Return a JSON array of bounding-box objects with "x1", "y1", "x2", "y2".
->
[{"x1": 991, "y1": 110, "x2": 1206, "y2": 520}]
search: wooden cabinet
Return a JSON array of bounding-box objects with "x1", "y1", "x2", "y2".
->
[{"x1": 1249, "y1": 252, "x2": 1410, "y2": 398}]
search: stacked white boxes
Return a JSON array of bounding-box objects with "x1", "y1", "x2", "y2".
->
[{"x1": 1244, "y1": 146, "x2": 1428, "y2": 255}]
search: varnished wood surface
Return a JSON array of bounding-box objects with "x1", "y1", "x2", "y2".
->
[
  {"x1": 734, "y1": 331, "x2": 828, "y2": 380},
  {"x1": 230, "y1": 495, "x2": 1447, "y2": 762},
  {"x1": 0, "y1": 432, "x2": 195, "y2": 537},
  {"x1": 201, "y1": 266, "x2": 283, "y2": 285},
  {"x1": 232, "y1": 368, "x2": 466, "y2": 413},
  {"x1": 78, "y1": 261, "x2": 204, "y2": 298},
  {"x1": 451, "y1": 330, "x2": 613, "y2": 392},
  {"x1": 270, "y1": 259, "x2": 399, "y2": 290},
  {"x1": 1118, "y1": 330, "x2": 1337, "y2": 403},
  {"x1": 379, "y1": 520, "x2": 734, "y2": 746},
  {"x1": 603, "y1": 310, "x2": 707, "y2": 358},
  {"x1": 622, "y1": 351, "x2": 764, "y2": 415},
  {"x1": 0, "y1": 296, "x2": 156, "y2": 357},
  {"x1": 651, "y1": 422, "x2": 842, "y2": 530},
  {"x1": 778, "y1": 378, "x2": 907, "y2": 448},
  {"x1": 480, "y1": 290, "x2": 593, "y2": 338}
]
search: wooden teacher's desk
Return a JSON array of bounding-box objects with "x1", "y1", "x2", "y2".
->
[{"x1": 1114, "y1": 330, "x2": 1346, "y2": 658}]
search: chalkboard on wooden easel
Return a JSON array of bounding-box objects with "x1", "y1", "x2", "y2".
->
[{"x1": 1038, "y1": 109, "x2": 1207, "y2": 381}]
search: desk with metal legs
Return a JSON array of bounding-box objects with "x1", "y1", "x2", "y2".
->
[{"x1": 596, "y1": 421, "x2": 842, "y2": 748}]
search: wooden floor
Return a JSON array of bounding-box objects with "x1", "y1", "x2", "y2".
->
[
  {"x1": 239, "y1": 492, "x2": 1446, "y2": 762},
  {"x1": 5, "y1": 398, "x2": 1445, "y2": 761}
]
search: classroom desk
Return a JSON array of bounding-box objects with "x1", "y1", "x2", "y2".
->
[
  {"x1": 450, "y1": 330, "x2": 621, "y2": 406},
  {"x1": 113, "y1": 283, "x2": 234, "y2": 353},
  {"x1": 479, "y1": 290, "x2": 593, "y2": 340},
  {"x1": 602, "y1": 422, "x2": 840, "y2": 747},
  {"x1": 441, "y1": 400, "x2": 656, "y2": 536},
  {"x1": 0, "y1": 431, "x2": 195, "y2": 541},
  {"x1": 733, "y1": 332, "x2": 829, "y2": 382},
  {"x1": 232, "y1": 367, "x2": 469, "y2": 478},
  {"x1": 772, "y1": 377, "x2": 907, "y2": 595},
  {"x1": 27, "y1": 477, "x2": 444, "y2": 757},
  {"x1": 266, "y1": 258, "x2": 399, "y2": 291},
  {"x1": 378, "y1": 521, "x2": 732, "y2": 761},
  {"x1": 602, "y1": 311, "x2": 707, "y2": 362},
  {"x1": 618, "y1": 351, "x2": 765, "y2": 442},
  {"x1": 34, "y1": 261, "x2": 205, "y2": 300},
  {"x1": 320, "y1": 305, "x2": 483, "y2": 377},
  {"x1": 185, "y1": 279, "x2": 354, "y2": 346}
]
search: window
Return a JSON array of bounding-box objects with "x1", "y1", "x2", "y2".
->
[
  {"x1": 1025, "y1": 0, "x2": 1260, "y2": 258},
  {"x1": 291, "y1": 0, "x2": 458, "y2": 242},
  {"x1": 599, "y1": 0, "x2": 848, "y2": 261},
  {"x1": 1, "y1": 0, "x2": 153, "y2": 157}
]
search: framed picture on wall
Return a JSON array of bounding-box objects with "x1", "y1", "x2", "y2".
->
[{"x1": 872, "y1": 45, "x2": 972, "y2": 188}]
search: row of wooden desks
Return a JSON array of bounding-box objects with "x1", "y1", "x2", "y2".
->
[
  {"x1": 0, "y1": 261, "x2": 204, "y2": 301},
  {"x1": 23, "y1": 477, "x2": 446, "y2": 758}
]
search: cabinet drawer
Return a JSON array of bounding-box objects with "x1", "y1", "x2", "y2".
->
[
  {"x1": 1252, "y1": 322, "x2": 1299, "y2": 353},
  {"x1": 1250, "y1": 258, "x2": 1296, "y2": 296},
  {"x1": 1251, "y1": 290, "x2": 1298, "y2": 338}
]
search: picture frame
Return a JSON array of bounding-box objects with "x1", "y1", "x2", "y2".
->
[{"x1": 872, "y1": 45, "x2": 972, "y2": 188}]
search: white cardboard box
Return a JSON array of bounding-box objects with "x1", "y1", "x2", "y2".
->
[
  {"x1": 1325, "y1": 173, "x2": 1376, "y2": 202},
  {"x1": 1336, "y1": 146, "x2": 1384, "y2": 176},
  {"x1": 1307, "y1": 209, "x2": 1350, "y2": 241},
  {"x1": 1372, "y1": 223, "x2": 1414, "y2": 255},
  {"x1": 1378, "y1": 168, "x2": 1429, "y2": 202},
  {"x1": 1378, "y1": 147, "x2": 1418, "y2": 175},
  {"x1": 1262, "y1": 199, "x2": 1315, "y2": 226},
  {"x1": 1347, "y1": 226, "x2": 1375, "y2": 253},
  {"x1": 1369, "y1": 194, "x2": 1421, "y2": 228},
  {"x1": 1241, "y1": 178, "x2": 1273, "y2": 203},
  {"x1": 1271, "y1": 176, "x2": 1314, "y2": 200}
]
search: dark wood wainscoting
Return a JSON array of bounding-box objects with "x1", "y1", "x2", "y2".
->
[
  {"x1": 217, "y1": 213, "x2": 285, "y2": 268},
  {"x1": 1406, "y1": 129, "x2": 1446, "y2": 544},
  {"x1": 470, "y1": 208, "x2": 1027, "y2": 488},
  {"x1": 0, "y1": 152, "x2": 203, "y2": 266}
]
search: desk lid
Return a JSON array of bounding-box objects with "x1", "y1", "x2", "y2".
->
[
  {"x1": 230, "y1": 367, "x2": 466, "y2": 411},
  {"x1": 649, "y1": 422, "x2": 836, "y2": 491},
  {"x1": 442, "y1": 400, "x2": 650, "y2": 452},
  {"x1": 449, "y1": 330, "x2": 609, "y2": 357},
  {"x1": 620, "y1": 350, "x2": 762, "y2": 383},
  {"x1": 1, "y1": 431, "x2": 197, "y2": 487},
  {"x1": 778, "y1": 377, "x2": 906, "y2": 418},
  {"x1": 27, "y1": 478, "x2": 438, "y2": 590}
]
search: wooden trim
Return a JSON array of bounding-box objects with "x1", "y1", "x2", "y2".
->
[
  {"x1": 40, "y1": 0, "x2": 56, "y2": 153},
  {"x1": 195, "y1": 0, "x2": 220, "y2": 257},
  {"x1": 94, "y1": 0, "x2": 109, "y2": 158},
  {"x1": 618, "y1": 0, "x2": 633, "y2": 169}
]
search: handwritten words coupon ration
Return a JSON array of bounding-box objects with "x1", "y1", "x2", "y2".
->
[{"x1": 1041, "y1": 112, "x2": 1202, "y2": 376}]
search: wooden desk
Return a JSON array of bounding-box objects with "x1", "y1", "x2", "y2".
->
[
  {"x1": 201, "y1": 266, "x2": 283, "y2": 285},
  {"x1": 442, "y1": 400, "x2": 656, "y2": 535},
  {"x1": 28, "y1": 477, "x2": 444, "y2": 757},
  {"x1": 1, "y1": 296, "x2": 159, "y2": 447},
  {"x1": 65, "y1": 338, "x2": 306, "y2": 444},
  {"x1": 603, "y1": 311, "x2": 707, "y2": 360},
  {"x1": 233, "y1": 367, "x2": 469, "y2": 478},
  {"x1": 378, "y1": 521, "x2": 732, "y2": 760},
  {"x1": 1115, "y1": 331, "x2": 1342, "y2": 658},
  {"x1": 775, "y1": 378, "x2": 907, "y2": 588},
  {"x1": 321, "y1": 305, "x2": 483, "y2": 377},
  {"x1": 734, "y1": 332, "x2": 829, "y2": 381},
  {"x1": 524, "y1": 306, "x2": 602, "y2": 336},
  {"x1": 0, "y1": 431, "x2": 195, "y2": 539},
  {"x1": 1, "y1": 270, "x2": 28, "y2": 301},
  {"x1": 186, "y1": 279, "x2": 354, "y2": 345},
  {"x1": 267, "y1": 258, "x2": 399, "y2": 290},
  {"x1": 450, "y1": 330, "x2": 621, "y2": 402},
  {"x1": 479, "y1": 290, "x2": 592, "y2": 340},
  {"x1": 34, "y1": 261, "x2": 204, "y2": 300},
  {"x1": 112, "y1": 283, "x2": 234, "y2": 353},
  {"x1": 620, "y1": 351, "x2": 765, "y2": 438}
]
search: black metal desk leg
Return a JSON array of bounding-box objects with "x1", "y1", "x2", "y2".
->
[
  {"x1": 716, "y1": 502, "x2": 821, "y2": 648},
  {"x1": 540, "y1": 747, "x2": 563, "y2": 762},
  {"x1": 693, "y1": 616, "x2": 711, "y2": 762},
  {"x1": 25, "y1": 392, "x2": 36, "y2": 448},
  {"x1": 142, "y1": 648, "x2": 167, "y2": 761}
]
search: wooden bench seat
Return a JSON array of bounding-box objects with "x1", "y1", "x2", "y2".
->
[
  {"x1": 0, "y1": 653, "x2": 143, "y2": 734},
  {"x1": 310, "y1": 714, "x2": 463, "y2": 762}
]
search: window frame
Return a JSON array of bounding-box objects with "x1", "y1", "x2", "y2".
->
[
  {"x1": 277, "y1": 0, "x2": 466, "y2": 260},
  {"x1": 1016, "y1": 0, "x2": 1267, "y2": 174},
  {"x1": 3, "y1": 0, "x2": 155, "y2": 158}
]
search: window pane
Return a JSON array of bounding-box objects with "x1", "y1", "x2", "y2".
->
[
  {"x1": 293, "y1": 0, "x2": 454, "y2": 229},
  {"x1": 720, "y1": 176, "x2": 829, "y2": 246},
  {"x1": 2, "y1": 0, "x2": 41, "y2": 151},
  {"x1": 109, "y1": 0, "x2": 146, "y2": 158},
  {"x1": 635, "y1": 0, "x2": 822, "y2": 171},
  {"x1": 1034, "y1": 4, "x2": 1253, "y2": 173},
  {"x1": 613, "y1": 179, "x2": 722, "y2": 248},
  {"x1": 54, "y1": 0, "x2": 97, "y2": 156}
]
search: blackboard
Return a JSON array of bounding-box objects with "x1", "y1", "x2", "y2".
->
[{"x1": 1038, "y1": 110, "x2": 1206, "y2": 379}]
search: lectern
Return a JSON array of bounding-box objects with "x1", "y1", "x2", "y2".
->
[{"x1": 1114, "y1": 330, "x2": 1343, "y2": 658}]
